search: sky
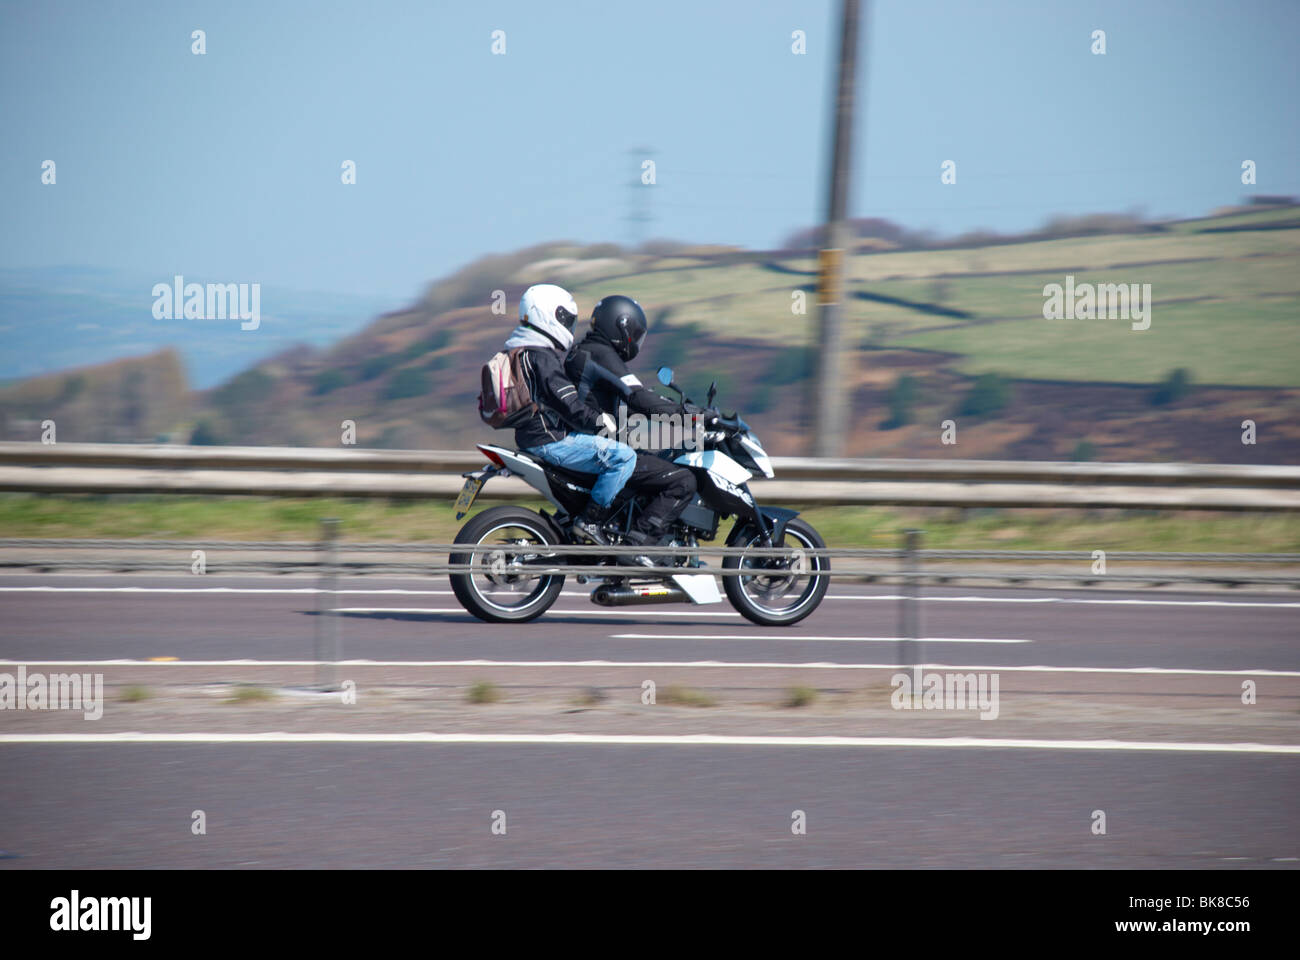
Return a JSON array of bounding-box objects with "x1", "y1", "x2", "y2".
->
[{"x1": 2, "y1": 0, "x2": 1297, "y2": 302}]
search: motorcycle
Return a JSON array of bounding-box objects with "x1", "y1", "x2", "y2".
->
[{"x1": 449, "y1": 366, "x2": 830, "y2": 626}]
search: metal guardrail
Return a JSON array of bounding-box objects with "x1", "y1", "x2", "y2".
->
[
  {"x1": 0, "y1": 442, "x2": 1296, "y2": 509},
  {"x1": 1, "y1": 537, "x2": 1296, "y2": 586},
  {"x1": 4, "y1": 441, "x2": 1298, "y2": 484}
]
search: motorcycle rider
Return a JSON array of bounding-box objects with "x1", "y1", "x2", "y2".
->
[
  {"x1": 566, "y1": 294, "x2": 700, "y2": 566},
  {"x1": 506, "y1": 284, "x2": 636, "y2": 547}
]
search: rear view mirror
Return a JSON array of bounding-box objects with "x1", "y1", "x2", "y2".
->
[{"x1": 657, "y1": 366, "x2": 674, "y2": 387}]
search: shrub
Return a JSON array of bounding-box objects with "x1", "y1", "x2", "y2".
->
[
  {"x1": 467, "y1": 681, "x2": 502, "y2": 704},
  {"x1": 58, "y1": 375, "x2": 86, "y2": 404},
  {"x1": 1071, "y1": 440, "x2": 1097, "y2": 461},
  {"x1": 881, "y1": 374, "x2": 918, "y2": 429},
  {"x1": 359, "y1": 354, "x2": 400, "y2": 381},
  {"x1": 383, "y1": 369, "x2": 431, "y2": 401},
  {"x1": 311, "y1": 369, "x2": 349, "y2": 395},
  {"x1": 189, "y1": 419, "x2": 226, "y2": 445},
  {"x1": 958, "y1": 373, "x2": 1010, "y2": 417},
  {"x1": 225, "y1": 684, "x2": 275, "y2": 704},
  {"x1": 402, "y1": 329, "x2": 451, "y2": 360},
  {"x1": 660, "y1": 685, "x2": 716, "y2": 707},
  {"x1": 783, "y1": 686, "x2": 817, "y2": 708},
  {"x1": 1151, "y1": 368, "x2": 1192, "y2": 406},
  {"x1": 766, "y1": 345, "x2": 816, "y2": 386},
  {"x1": 211, "y1": 368, "x2": 275, "y2": 411}
]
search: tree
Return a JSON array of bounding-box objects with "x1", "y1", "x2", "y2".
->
[
  {"x1": 1151, "y1": 368, "x2": 1192, "y2": 406},
  {"x1": 189, "y1": 419, "x2": 225, "y2": 445},
  {"x1": 881, "y1": 374, "x2": 917, "y2": 429},
  {"x1": 383, "y1": 369, "x2": 431, "y2": 401},
  {"x1": 958, "y1": 373, "x2": 1010, "y2": 417},
  {"x1": 311, "y1": 369, "x2": 348, "y2": 395}
]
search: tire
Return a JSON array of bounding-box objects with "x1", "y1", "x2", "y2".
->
[
  {"x1": 723, "y1": 517, "x2": 830, "y2": 626},
  {"x1": 449, "y1": 506, "x2": 566, "y2": 623}
]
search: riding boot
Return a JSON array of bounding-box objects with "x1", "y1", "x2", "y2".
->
[
  {"x1": 572, "y1": 501, "x2": 611, "y2": 546},
  {"x1": 616, "y1": 528, "x2": 663, "y2": 568}
]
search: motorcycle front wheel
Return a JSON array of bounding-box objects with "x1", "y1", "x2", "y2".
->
[{"x1": 722, "y1": 517, "x2": 829, "y2": 626}]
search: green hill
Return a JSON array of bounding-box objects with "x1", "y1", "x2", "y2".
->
[{"x1": 6, "y1": 206, "x2": 1298, "y2": 463}]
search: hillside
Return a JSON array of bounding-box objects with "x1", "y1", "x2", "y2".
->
[
  {"x1": 0, "y1": 348, "x2": 188, "y2": 443},
  {"x1": 0, "y1": 266, "x2": 393, "y2": 389},
  {"x1": 5, "y1": 207, "x2": 1299, "y2": 462}
]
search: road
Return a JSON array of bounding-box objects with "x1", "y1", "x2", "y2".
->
[
  {"x1": 1, "y1": 572, "x2": 1297, "y2": 869},
  {"x1": 0, "y1": 573, "x2": 1296, "y2": 670}
]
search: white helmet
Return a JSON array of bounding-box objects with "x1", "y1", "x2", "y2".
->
[{"x1": 519, "y1": 283, "x2": 579, "y2": 351}]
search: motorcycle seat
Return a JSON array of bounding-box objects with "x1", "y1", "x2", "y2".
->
[
  {"x1": 543, "y1": 462, "x2": 599, "y2": 489},
  {"x1": 507, "y1": 449, "x2": 599, "y2": 489}
]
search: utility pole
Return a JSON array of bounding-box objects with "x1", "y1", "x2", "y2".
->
[{"x1": 810, "y1": 0, "x2": 864, "y2": 457}]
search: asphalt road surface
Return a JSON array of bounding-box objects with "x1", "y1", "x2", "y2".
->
[
  {"x1": 0, "y1": 573, "x2": 1296, "y2": 671},
  {"x1": 1, "y1": 572, "x2": 1296, "y2": 869},
  {"x1": 1, "y1": 743, "x2": 1296, "y2": 869}
]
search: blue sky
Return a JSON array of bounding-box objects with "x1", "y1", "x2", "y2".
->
[{"x1": 2, "y1": 0, "x2": 1297, "y2": 301}]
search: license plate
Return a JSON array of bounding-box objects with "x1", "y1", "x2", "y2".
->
[{"x1": 454, "y1": 475, "x2": 486, "y2": 520}]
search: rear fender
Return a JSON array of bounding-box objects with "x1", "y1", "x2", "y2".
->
[{"x1": 478, "y1": 444, "x2": 561, "y2": 510}]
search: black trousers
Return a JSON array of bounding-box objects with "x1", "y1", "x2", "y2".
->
[{"x1": 614, "y1": 452, "x2": 697, "y2": 538}]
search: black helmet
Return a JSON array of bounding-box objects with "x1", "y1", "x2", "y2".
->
[{"x1": 590, "y1": 295, "x2": 648, "y2": 362}]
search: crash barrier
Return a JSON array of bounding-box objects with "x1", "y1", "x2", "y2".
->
[
  {"x1": 1, "y1": 442, "x2": 1297, "y2": 510},
  {"x1": 3, "y1": 526, "x2": 1295, "y2": 690}
]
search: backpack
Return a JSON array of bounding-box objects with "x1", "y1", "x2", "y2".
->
[{"x1": 478, "y1": 347, "x2": 538, "y2": 428}]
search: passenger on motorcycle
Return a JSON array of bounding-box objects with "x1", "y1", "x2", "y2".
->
[{"x1": 507, "y1": 284, "x2": 636, "y2": 547}]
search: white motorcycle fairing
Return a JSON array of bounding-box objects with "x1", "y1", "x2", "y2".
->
[
  {"x1": 670, "y1": 573, "x2": 722, "y2": 604},
  {"x1": 672, "y1": 448, "x2": 752, "y2": 485}
]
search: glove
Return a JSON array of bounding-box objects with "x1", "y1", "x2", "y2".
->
[{"x1": 597, "y1": 413, "x2": 618, "y2": 436}]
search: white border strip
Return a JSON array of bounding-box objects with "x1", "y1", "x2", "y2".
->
[
  {"x1": 2, "y1": 659, "x2": 1297, "y2": 676},
  {"x1": 0, "y1": 586, "x2": 1295, "y2": 608},
  {"x1": 609, "y1": 634, "x2": 1030, "y2": 643},
  {"x1": 1, "y1": 732, "x2": 1297, "y2": 753}
]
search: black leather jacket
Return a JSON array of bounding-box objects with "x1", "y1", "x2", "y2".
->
[
  {"x1": 565, "y1": 332, "x2": 680, "y2": 419},
  {"x1": 511, "y1": 346, "x2": 608, "y2": 449}
]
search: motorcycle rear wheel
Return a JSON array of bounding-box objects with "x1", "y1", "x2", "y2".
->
[{"x1": 449, "y1": 506, "x2": 566, "y2": 623}]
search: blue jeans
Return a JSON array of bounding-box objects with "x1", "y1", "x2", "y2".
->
[{"x1": 527, "y1": 433, "x2": 636, "y2": 508}]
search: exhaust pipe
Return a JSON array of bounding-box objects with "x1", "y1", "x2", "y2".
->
[{"x1": 591, "y1": 583, "x2": 689, "y2": 606}]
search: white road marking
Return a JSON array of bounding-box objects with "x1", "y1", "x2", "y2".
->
[
  {"x1": 2, "y1": 659, "x2": 1296, "y2": 677},
  {"x1": 0, "y1": 585, "x2": 1295, "y2": 608},
  {"x1": 2, "y1": 732, "x2": 1297, "y2": 753},
  {"x1": 334, "y1": 606, "x2": 740, "y2": 617},
  {"x1": 610, "y1": 633, "x2": 1030, "y2": 643},
  {"x1": 828, "y1": 594, "x2": 1300, "y2": 609}
]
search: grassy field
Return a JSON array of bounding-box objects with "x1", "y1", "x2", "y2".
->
[
  {"x1": 2, "y1": 493, "x2": 1296, "y2": 553},
  {"x1": 571, "y1": 215, "x2": 1300, "y2": 388},
  {"x1": 891, "y1": 299, "x2": 1299, "y2": 386}
]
